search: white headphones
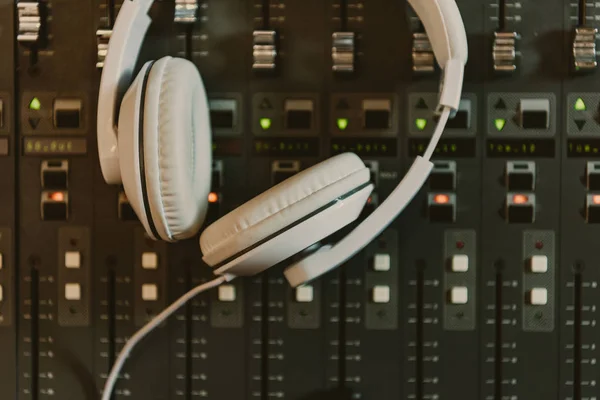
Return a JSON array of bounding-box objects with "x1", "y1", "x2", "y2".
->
[{"x1": 97, "y1": 1, "x2": 467, "y2": 398}]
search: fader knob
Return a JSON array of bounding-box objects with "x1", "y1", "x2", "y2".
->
[
  {"x1": 332, "y1": 32, "x2": 355, "y2": 73},
  {"x1": 573, "y1": 27, "x2": 598, "y2": 72},
  {"x1": 493, "y1": 31, "x2": 519, "y2": 73},
  {"x1": 412, "y1": 32, "x2": 434, "y2": 73},
  {"x1": 174, "y1": 0, "x2": 198, "y2": 23},
  {"x1": 96, "y1": 29, "x2": 112, "y2": 69},
  {"x1": 17, "y1": 1, "x2": 42, "y2": 44},
  {"x1": 253, "y1": 30, "x2": 277, "y2": 71}
]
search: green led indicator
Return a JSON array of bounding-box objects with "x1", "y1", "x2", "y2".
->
[
  {"x1": 29, "y1": 97, "x2": 41, "y2": 111},
  {"x1": 415, "y1": 118, "x2": 427, "y2": 131},
  {"x1": 575, "y1": 97, "x2": 587, "y2": 111},
  {"x1": 260, "y1": 118, "x2": 272, "y2": 130},
  {"x1": 337, "y1": 118, "x2": 349, "y2": 131},
  {"x1": 494, "y1": 118, "x2": 506, "y2": 131}
]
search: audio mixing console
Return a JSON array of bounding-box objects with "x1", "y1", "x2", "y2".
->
[{"x1": 1, "y1": 0, "x2": 599, "y2": 399}]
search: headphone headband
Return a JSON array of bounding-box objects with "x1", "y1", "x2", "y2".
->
[
  {"x1": 97, "y1": 0, "x2": 154, "y2": 184},
  {"x1": 284, "y1": 0, "x2": 467, "y2": 286}
]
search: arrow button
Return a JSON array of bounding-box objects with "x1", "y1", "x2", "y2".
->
[{"x1": 28, "y1": 117, "x2": 41, "y2": 129}]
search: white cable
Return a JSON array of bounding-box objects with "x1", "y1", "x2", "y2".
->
[
  {"x1": 423, "y1": 107, "x2": 451, "y2": 161},
  {"x1": 101, "y1": 275, "x2": 230, "y2": 400}
]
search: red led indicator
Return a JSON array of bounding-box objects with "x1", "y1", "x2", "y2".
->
[
  {"x1": 456, "y1": 241, "x2": 465, "y2": 249},
  {"x1": 535, "y1": 241, "x2": 544, "y2": 250},
  {"x1": 50, "y1": 192, "x2": 65, "y2": 202},
  {"x1": 434, "y1": 194, "x2": 450, "y2": 204},
  {"x1": 208, "y1": 192, "x2": 219, "y2": 203},
  {"x1": 513, "y1": 194, "x2": 529, "y2": 204},
  {"x1": 593, "y1": 195, "x2": 600, "y2": 205}
]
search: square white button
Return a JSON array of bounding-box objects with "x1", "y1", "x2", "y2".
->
[
  {"x1": 142, "y1": 284, "x2": 158, "y2": 301},
  {"x1": 451, "y1": 255, "x2": 469, "y2": 272},
  {"x1": 372, "y1": 285, "x2": 390, "y2": 303},
  {"x1": 530, "y1": 288, "x2": 548, "y2": 305},
  {"x1": 373, "y1": 254, "x2": 391, "y2": 271},
  {"x1": 65, "y1": 283, "x2": 81, "y2": 300},
  {"x1": 218, "y1": 285, "x2": 236, "y2": 302},
  {"x1": 295, "y1": 285, "x2": 314, "y2": 302},
  {"x1": 65, "y1": 251, "x2": 81, "y2": 269},
  {"x1": 141, "y1": 252, "x2": 158, "y2": 270},
  {"x1": 0, "y1": 285, "x2": 3, "y2": 302},
  {"x1": 530, "y1": 255, "x2": 548, "y2": 273},
  {"x1": 450, "y1": 287, "x2": 468, "y2": 304}
]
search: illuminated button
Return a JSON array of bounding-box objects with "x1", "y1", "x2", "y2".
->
[
  {"x1": 259, "y1": 118, "x2": 272, "y2": 130},
  {"x1": 141, "y1": 252, "x2": 158, "y2": 270},
  {"x1": 529, "y1": 288, "x2": 548, "y2": 305},
  {"x1": 53, "y1": 99, "x2": 82, "y2": 129},
  {"x1": 218, "y1": 284, "x2": 236, "y2": 302},
  {"x1": 505, "y1": 161, "x2": 535, "y2": 191},
  {"x1": 494, "y1": 118, "x2": 506, "y2": 131},
  {"x1": 429, "y1": 161, "x2": 456, "y2": 190},
  {"x1": 208, "y1": 192, "x2": 219, "y2": 203},
  {"x1": 519, "y1": 99, "x2": 550, "y2": 129},
  {"x1": 65, "y1": 283, "x2": 81, "y2": 300},
  {"x1": 506, "y1": 193, "x2": 535, "y2": 223},
  {"x1": 337, "y1": 118, "x2": 349, "y2": 131},
  {"x1": 451, "y1": 255, "x2": 469, "y2": 272},
  {"x1": 363, "y1": 99, "x2": 391, "y2": 129},
  {"x1": 415, "y1": 118, "x2": 427, "y2": 131},
  {"x1": 586, "y1": 162, "x2": 600, "y2": 190},
  {"x1": 372, "y1": 285, "x2": 390, "y2": 303},
  {"x1": 41, "y1": 191, "x2": 68, "y2": 220},
  {"x1": 575, "y1": 97, "x2": 586, "y2": 111},
  {"x1": 530, "y1": 255, "x2": 548, "y2": 273},
  {"x1": 0, "y1": 285, "x2": 3, "y2": 301},
  {"x1": 585, "y1": 194, "x2": 600, "y2": 223},
  {"x1": 373, "y1": 253, "x2": 391, "y2": 271},
  {"x1": 29, "y1": 97, "x2": 41, "y2": 111},
  {"x1": 295, "y1": 285, "x2": 314, "y2": 302},
  {"x1": 142, "y1": 284, "x2": 158, "y2": 301},
  {"x1": 64, "y1": 251, "x2": 81, "y2": 269},
  {"x1": 0, "y1": 253, "x2": 3, "y2": 269},
  {"x1": 449, "y1": 287, "x2": 468, "y2": 304},
  {"x1": 427, "y1": 193, "x2": 456, "y2": 222}
]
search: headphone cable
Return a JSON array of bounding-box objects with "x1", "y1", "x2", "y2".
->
[{"x1": 101, "y1": 274, "x2": 231, "y2": 400}]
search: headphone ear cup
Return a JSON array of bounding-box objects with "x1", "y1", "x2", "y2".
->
[
  {"x1": 199, "y1": 153, "x2": 370, "y2": 268},
  {"x1": 119, "y1": 57, "x2": 212, "y2": 241}
]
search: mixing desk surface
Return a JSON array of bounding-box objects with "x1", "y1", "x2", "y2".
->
[{"x1": 0, "y1": 0, "x2": 599, "y2": 398}]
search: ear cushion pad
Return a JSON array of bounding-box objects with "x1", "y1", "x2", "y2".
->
[
  {"x1": 199, "y1": 153, "x2": 370, "y2": 267},
  {"x1": 142, "y1": 57, "x2": 212, "y2": 241}
]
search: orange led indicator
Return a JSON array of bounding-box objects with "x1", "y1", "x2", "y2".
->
[
  {"x1": 50, "y1": 192, "x2": 65, "y2": 202},
  {"x1": 513, "y1": 194, "x2": 529, "y2": 204},
  {"x1": 208, "y1": 192, "x2": 219, "y2": 203},
  {"x1": 434, "y1": 194, "x2": 450, "y2": 204},
  {"x1": 593, "y1": 195, "x2": 600, "y2": 205}
]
